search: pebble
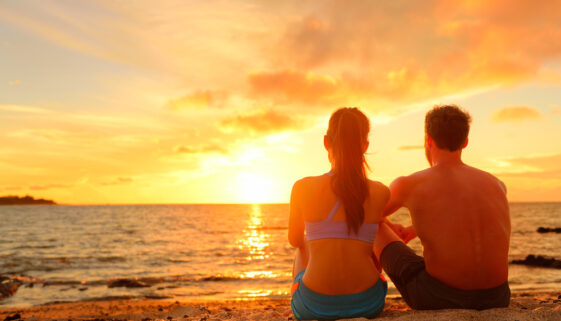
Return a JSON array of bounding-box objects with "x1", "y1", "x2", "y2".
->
[{"x1": 3, "y1": 314, "x2": 21, "y2": 321}]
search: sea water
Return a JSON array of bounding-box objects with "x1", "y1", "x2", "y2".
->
[{"x1": 1, "y1": 203, "x2": 560, "y2": 307}]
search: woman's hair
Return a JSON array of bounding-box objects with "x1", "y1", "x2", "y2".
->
[{"x1": 327, "y1": 107, "x2": 370, "y2": 234}]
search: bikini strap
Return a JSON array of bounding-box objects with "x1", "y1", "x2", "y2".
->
[{"x1": 327, "y1": 200, "x2": 341, "y2": 221}]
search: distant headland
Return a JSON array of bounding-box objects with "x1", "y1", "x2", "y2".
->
[{"x1": 0, "y1": 195, "x2": 57, "y2": 205}]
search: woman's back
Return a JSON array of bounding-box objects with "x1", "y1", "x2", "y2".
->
[{"x1": 292, "y1": 173, "x2": 389, "y2": 294}]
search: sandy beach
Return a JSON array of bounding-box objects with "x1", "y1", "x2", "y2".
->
[{"x1": 1, "y1": 291, "x2": 560, "y2": 321}]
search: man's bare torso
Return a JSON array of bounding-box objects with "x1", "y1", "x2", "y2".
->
[{"x1": 403, "y1": 162, "x2": 510, "y2": 289}]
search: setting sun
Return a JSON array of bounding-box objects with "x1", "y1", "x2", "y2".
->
[{"x1": 237, "y1": 173, "x2": 275, "y2": 204}]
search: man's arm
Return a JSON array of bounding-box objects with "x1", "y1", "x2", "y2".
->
[
  {"x1": 382, "y1": 176, "x2": 409, "y2": 216},
  {"x1": 382, "y1": 176, "x2": 418, "y2": 242}
]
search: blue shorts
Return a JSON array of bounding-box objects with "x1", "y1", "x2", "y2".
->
[{"x1": 291, "y1": 270, "x2": 387, "y2": 320}]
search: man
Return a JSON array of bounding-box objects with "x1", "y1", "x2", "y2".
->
[{"x1": 374, "y1": 105, "x2": 511, "y2": 310}]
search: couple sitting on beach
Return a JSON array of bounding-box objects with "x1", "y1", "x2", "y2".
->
[{"x1": 288, "y1": 106, "x2": 511, "y2": 320}]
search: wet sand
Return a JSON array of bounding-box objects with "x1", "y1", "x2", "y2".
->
[{"x1": 1, "y1": 291, "x2": 560, "y2": 320}]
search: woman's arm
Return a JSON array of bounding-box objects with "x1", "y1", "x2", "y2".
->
[{"x1": 288, "y1": 179, "x2": 305, "y2": 248}]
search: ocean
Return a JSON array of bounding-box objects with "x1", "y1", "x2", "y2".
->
[{"x1": 1, "y1": 203, "x2": 560, "y2": 307}]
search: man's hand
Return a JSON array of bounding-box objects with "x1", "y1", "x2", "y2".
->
[
  {"x1": 398, "y1": 225, "x2": 417, "y2": 244},
  {"x1": 384, "y1": 219, "x2": 417, "y2": 244}
]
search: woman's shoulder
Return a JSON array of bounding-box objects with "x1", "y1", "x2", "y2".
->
[
  {"x1": 292, "y1": 173, "x2": 328, "y2": 193},
  {"x1": 366, "y1": 179, "x2": 390, "y2": 201},
  {"x1": 294, "y1": 173, "x2": 328, "y2": 185}
]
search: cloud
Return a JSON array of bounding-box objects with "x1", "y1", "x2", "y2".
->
[
  {"x1": 0, "y1": 1, "x2": 266, "y2": 78},
  {"x1": 263, "y1": 1, "x2": 561, "y2": 108},
  {"x1": 0, "y1": 186, "x2": 22, "y2": 192},
  {"x1": 29, "y1": 183, "x2": 72, "y2": 191},
  {"x1": 100, "y1": 177, "x2": 134, "y2": 186},
  {"x1": 3, "y1": 1, "x2": 561, "y2": 114},
  {"x1": 8, "y1": 80, "x2": 21, "y2": 86},
  {"x1": 220, "y1": 109, "x2": 302, "y2": 134},
  {"x1": 247, "y1": 68, "x2": 433, "y2": 108},
  {"x1": 0, "y1": 104, "x2": 50, "y2": 114},
  {"x1": 249, "y1": 70, "x2": 340, "y2": 106},
  {"x1": 397, "y1": 145, "x2": 424, "y2": 151},
  {"x1": 493, "y1": 153, "x2": 561, "y2": 178},
  {"x1": 166, "y1": 90, "x2": 228, "y2": 110},
  {"x1": 491, "y1": 106, "x2": 542, "y2": 122},
  {"x1": 174, "y1": 144, "x2": 228, "y2": 155}
]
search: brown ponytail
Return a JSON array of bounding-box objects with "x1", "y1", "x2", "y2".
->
[{"x1": 328, "y1": 108, "x2": 370, "y2": 234}]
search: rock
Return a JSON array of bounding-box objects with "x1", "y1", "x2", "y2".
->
[
  {"x1": 511, "y1": 255, "x2": 561, "y2": 269},
  {"x1": 537, "y1": 227, "x2": 561, "y2": 233},
  {"x1": 107, "y1": 278, "x2": 150, "y2": 288},
  {"x1": 3, "y1": 313, "x2": 21, "y2": 321},
  {"x1": 0, "y1": 276, "x2": 21, "y2": 299}
]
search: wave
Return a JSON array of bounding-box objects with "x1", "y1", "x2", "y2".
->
[
  {"x1": 7, "y1": 273, "x2": 282, "y2": 289},
  {"x1": 251, "y1": 226, "x2": 287, "y2": 231}
]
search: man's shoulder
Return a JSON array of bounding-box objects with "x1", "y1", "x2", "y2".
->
[
  {"x1": 387, "y1": 170, "x2": 429, "y2": 200},
  {"x1": 464, "y1": 165, "x2": 507, "y2": 192},
  {"x1": 395, "y1": 168, "x2": 432, "y2": 186}
]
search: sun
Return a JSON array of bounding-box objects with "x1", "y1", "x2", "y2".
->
[{"x1": 237, "y1": 172, "x2": 274, "y2": 203}]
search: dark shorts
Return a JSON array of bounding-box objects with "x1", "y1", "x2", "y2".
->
[{"x1": 380, "y1": 241, "x2": 511, "y2": 310}]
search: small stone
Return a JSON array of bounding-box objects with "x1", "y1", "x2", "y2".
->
[
  {"x1": 107, "y1": 278, "x2": 150, "y2": 288},
  {"x1": 3, "y1": 313, "x2": 21, "y2": 321}
]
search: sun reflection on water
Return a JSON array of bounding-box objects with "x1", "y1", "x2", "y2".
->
[
  {"x1": 235, "y1": 203, "x2": 278, "y2": 297},
  {"x1": 237, "y1": 204, "x2": 270, "y2": 261},
  {"x1": 237, "y1": 289, "x2": 274, "y2": 297}
]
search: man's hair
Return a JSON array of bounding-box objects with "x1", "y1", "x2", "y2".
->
[{"x1": 425, "y1": 105, "x2": 472, "y2": 151}]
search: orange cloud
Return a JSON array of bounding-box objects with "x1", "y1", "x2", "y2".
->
[
  {"x1": 265, "y1": 1, "x2": 561, "y2": 108},
  {"x1": 0, "y1": 186, "x2": 22, "y2": 192},
  {"x1": 220, "y1": 109, "x2": 301, "y2": 134},
  {"x1": 100, "y1": 177, "x2": 134, "y2": 186},
  {"x1": 491, "y1": 106, "x2": 542, "y2": 122},
  {"x1": 494, "y1": 153, "x2": 561, "y2": 178},
  {"x1": 397, "y1": 145, "x2": 424, "y2": 151},
  {"x1": 166, "y1": 90, "x2": 227, "y2": 110},
  {"x1": 29, "y1": 184, "x2": 73, "y2": 191},
  {"x1": 174, "y1": 144, "x2": 228, "y2": 155},
  {"x1": 249, "y1": 70, "x2": 339, "y2": 105},
  {"x1": 4, "y1": 1, "x2": 561, "y2": 113},
  {"x1": 8, "y1": 80, "x2": 21, "y2": 86}
]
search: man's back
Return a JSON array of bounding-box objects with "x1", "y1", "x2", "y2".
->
[{"x1": 405, "y1": 162, "x2": 510, "y2": 290}]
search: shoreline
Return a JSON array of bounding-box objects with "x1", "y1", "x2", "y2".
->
[{"x1": 1, "y1": 290, "x2": 560, "y2": 321}]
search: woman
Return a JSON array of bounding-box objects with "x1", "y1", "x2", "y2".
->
[{"x1": 289, "y1": 107, "x2": 389, "y2": 320}]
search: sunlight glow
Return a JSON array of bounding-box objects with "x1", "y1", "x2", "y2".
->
[{"x1": 237, "y1": 173, "x2": 274, "y2": 203}]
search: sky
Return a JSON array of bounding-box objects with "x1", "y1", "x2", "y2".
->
[{"x1": 1, "y1": 0, "x2": 561, "y2": 204}]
